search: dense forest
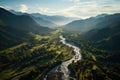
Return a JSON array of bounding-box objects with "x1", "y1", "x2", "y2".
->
[{"x1": 62, "y1": 23, "x2": 120, "y2": 80}]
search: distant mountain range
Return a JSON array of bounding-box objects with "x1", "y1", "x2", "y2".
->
[
  {"x1": 0, "y1": 7, "x2": 53, "y2": 50},
  {"x1": 63, "y1": 12, "x2": 120, "y2": 51},
  {"x1": 31, "y1": 13, "x2": 78, "y2": 26},
  {"x1": 64, "y1": 13, "x2": 120, "y2": 32},
  {"x1": 10, "y1": 10, "x2": 78, "y2": 28},
  {"x1": 1, "y1": 7, "x2": 120, "y2": 51}
]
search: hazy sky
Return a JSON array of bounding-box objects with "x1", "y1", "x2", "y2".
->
[{"x1": 0, "y1": 0, "x2": 120, "y2": 18}]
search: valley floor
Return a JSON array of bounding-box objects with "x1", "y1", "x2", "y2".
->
[{"x1": 0, "y1": 29, "x2": 120, "y2": 80}]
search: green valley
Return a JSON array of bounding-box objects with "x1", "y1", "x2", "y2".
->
[
  {"x1": 0, "y1": 4, "x2": 120, "y2": 80},
  {"x1": 0, "y1": 30, "x2": 74, "y2": 80}
]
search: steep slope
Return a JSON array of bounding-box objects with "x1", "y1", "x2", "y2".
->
[
  {"x1": 0, "y1": 8, "x2": 52, "y2": 33},
  {"x1": 62, "y1": 20, "x2": 120, "y2": 80},
  {"x1": 0, "y1": 7, "x2": 53, "y2": 50},
  {"x1": 9, "y1": 10, "x2": 58, "y2": 28},
  {"x1": 64, "y1": 13, "x2": 120, "y2": 32},
  {"x1": 81, "y1": 23, "x2": 120, "y2": 51}
]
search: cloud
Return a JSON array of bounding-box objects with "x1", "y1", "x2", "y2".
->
[
  {"x1": 38, "y1": 7, "x2": 49, "y2": 14},
  {"x1": 19, "y1": 4, "x2": 28, "y2": 12},
  {"x1": 55, "y1": 1, "x2": 120, "y2": 18},
  {"x1": 35, "y1": 1, "x2": 120, "y2": 18},
  {"x1": 70, "y1": 0, "x2": 80, "y2": 3}
]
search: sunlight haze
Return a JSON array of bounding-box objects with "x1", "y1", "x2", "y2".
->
[{"x1": 0, "y1": 0, "x2": 120, "y2": 18}]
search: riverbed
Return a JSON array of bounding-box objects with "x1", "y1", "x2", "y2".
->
[{"x1": 44, "y1": 35, "x2": 82, "y2": 80}]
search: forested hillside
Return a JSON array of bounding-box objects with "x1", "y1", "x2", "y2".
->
[
  {"x1": 64, "y1": 13, "x2": 120, "y2": 32},
  {"x1": 62, "y1": 21, "x2": 120, "y2": 80},
  {"x1": 0, "y1": 8, "x2": 53, "y2": 50}
]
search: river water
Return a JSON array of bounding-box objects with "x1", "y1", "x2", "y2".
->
[{"x1": 44, "y1": 35, "x2": 82, "y2": 80}]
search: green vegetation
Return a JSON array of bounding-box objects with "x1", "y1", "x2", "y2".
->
[
  {"x1": 0, "y1": 8, "x2": 53, "y2": 50},
  {"x1": 0, "y1": 30, "x2": 74, "y2": 80},
  {"x1": 0, "y1": 8, "x2": 75, "y2": 80},
  {"x1": 0, "y1": 7, "x2": 120, "y2": 80},
  {"x1": 62, "y1": 27, "x2": 120, "y2": 80}
]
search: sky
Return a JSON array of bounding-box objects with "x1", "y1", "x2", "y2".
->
[{"x1": 0, "y1": 0, "x2": 120, "y2": 18}]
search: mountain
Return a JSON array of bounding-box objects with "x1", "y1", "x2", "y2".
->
[
  {"x1": 0, "y1": 8, "x2": 73, "y2": 80},
  {"x1": 0, "y1": 8, "x2": 52, "y2": 33},
  {"x1": 31, "y1": 13, "x2": 78, "y2": 26},
  {"x1": 10, "y1": 10, "x2": 58, "y2": 28},
  {"x1": 30, "y1": 15, "x2": 57, "y2": 28},
  {"x1": 81, "y1": 23, "x2": 120, "y2": 51},
  {"x1": 0, "y1": 7, "x2": 53, "y2": 50},
  {"x1": 95, "y1": 14, "x2": 108, "y2": 18},
  {"x1": 67, "y1": 23, "x2": 120, "y2": 80},
  {"x1": 9, "y1": 10, "x2": 78, "y2": 27},
  {"x1": 64, "y1": 13, "x2": 120, "y2": 32},
  {"x1": 62, "y1": 15, "x2": 120, "y2": 80},
  {"x1": 9, "y1": 10, "x2": 23, "y2": 15}
]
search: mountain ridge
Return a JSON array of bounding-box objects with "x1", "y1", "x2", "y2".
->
[
  {"x1": 9, "y1": 9, "x2": 78, "y2": 27},
  {"x1": 63, "y1": 13, "x2": 120, "y2": 32},
  {"x1": 0, "y1": 7, "x2": 53, "y2": 50}
]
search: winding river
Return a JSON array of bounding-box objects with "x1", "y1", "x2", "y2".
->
[{"x1": 44, "y1": 35, "x2": 82, "y2": 80}]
